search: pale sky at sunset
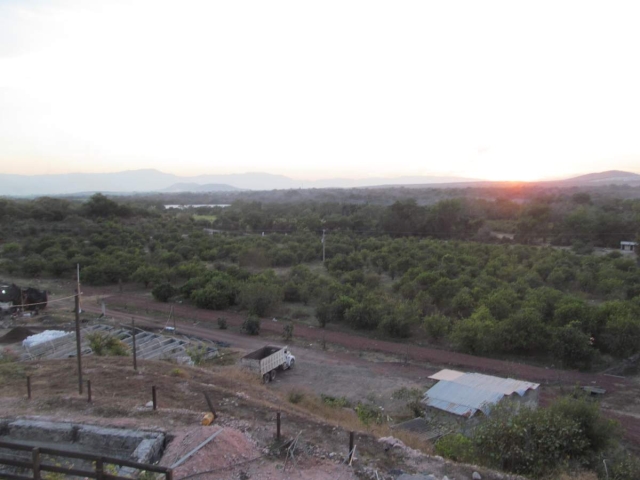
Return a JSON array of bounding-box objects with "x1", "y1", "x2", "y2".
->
[{"x1": 1, "y1": 0, "x2": 640, "y2": 182}]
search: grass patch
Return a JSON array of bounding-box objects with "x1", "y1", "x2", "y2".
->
[
  {"x1": 170, "y1": 368, "x2": 188, "y2": 378},
  {"x1": 321, "y1": 394, "x2": 351, "y2": 408},
  {"x1": 0, "y1": 361, "x2": 25, "y2": 383}
]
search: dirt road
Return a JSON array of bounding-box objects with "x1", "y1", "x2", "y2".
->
[
  {"x1": 80, "y1": 293, "x2": 640, "y2": 450},
  {"x1": 95, "y1": 293, "x2": 630, "y2": 392}
]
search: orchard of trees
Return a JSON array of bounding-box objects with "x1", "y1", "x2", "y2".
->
[{"x1": 1, "y1": 191, "x2": 639, "y2": 370}]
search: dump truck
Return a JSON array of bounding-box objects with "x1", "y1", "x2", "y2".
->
[{"x1": 240, "y1": 345, "x2": 295, "y2": 383}]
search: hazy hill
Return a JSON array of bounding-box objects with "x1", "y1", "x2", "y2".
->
[
  {"x1": 552, "y1": 170, "x2": 640, "y2": 186},
  {"x1": 162, "y1": 183, "x2": 240, "y2": 192},
  {"x1": 0, "y1": 169, "x2": 478, "y2": 196},
  {"x1": 0, "y1": 168, "x2": 639, "y2": 196}
]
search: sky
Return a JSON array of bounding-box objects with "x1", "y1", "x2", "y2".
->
[{"x1": 1, "y1": 1, "x2": 640, "y2": 182}]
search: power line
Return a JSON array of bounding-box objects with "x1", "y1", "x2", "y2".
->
[{"x1": 5, "y1": 293, "x2": 80, "y2": 309}]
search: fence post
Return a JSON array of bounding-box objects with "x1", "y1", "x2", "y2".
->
[
  {"x1": 32, "y1": 447, "x2": 40, "y2": 480},
  {"x1": 152, "y1": 386, "x2": 157, "y2": 410},
  {"x1": 276, "y1": 411, "x2": 281, "y2": 440},
  {"x1": 27, "y1": 376, "x2": 31, "y2": 400},
  {"x1": 96, "y1": 457, "x2": 104, "y2": 480},
  {"x1": 87, "y1": 380, "x2": 92, "y2": 403},
  {"x1": 203, "y1": 392, "x2": 216, "y2": 418},
  {"x1": 132, "y1": 317, "x2": 137, "y2": 371},
  {"x1": 166, "y1": 468, "x2": 173, "y2": 480}
]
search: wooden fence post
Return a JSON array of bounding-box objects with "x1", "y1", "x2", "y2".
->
[
  {"x1": 152, "y1": 386, "x2": 157, "y2": 410},
  {"x1": 32, "y1": 447, "x2": 40, "y2": 480},
  {"x1": 27, "y1": 376, "x2": 31, "y2": 400},
  {"x1": 203, "y1": 392, "x2": 216, "y2": 418},
  {"x1": 95, "y1": 457, "x2": 104, "y2": 480},
  {"x1": 276, "y1": 412, "x2": 281, "y2": 440}
]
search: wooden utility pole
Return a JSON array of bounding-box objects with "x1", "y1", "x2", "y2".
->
[
  {"x1": 132, "y1": 317, "x2": 137, "y2": 371},
  {"x1": 76, "y1": 264, "x2": 82, "y2": 313},
  {"x1": 75, "y1": 291, "x2": 83, "y2": 394}
]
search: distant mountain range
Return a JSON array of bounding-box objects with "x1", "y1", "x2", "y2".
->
[
  {"x1": 550, "y1": 170, "x2": 640, "y2": 186},
  {"x1": 0, "y1": 169, "x2": 638, "y2": 196}
]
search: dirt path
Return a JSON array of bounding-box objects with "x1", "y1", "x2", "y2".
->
[{"x1": 94, "y1": 293, "x2": 630, "y2": 392}]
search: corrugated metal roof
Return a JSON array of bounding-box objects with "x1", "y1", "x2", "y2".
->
[
  {"x1": 428, "y1": 369, "x2": 465, "y2": 381},
  {"x1": 450, "y1": 372, "x2": 539, "y2": 396},
  {"x1": 423, "y1": 370, "x2": 540, "y2": 417},
  {"x1": 424, "y1": 380, "x2": 504, "y2": 417}
]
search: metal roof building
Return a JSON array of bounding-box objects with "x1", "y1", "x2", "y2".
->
[{"x1": 423, "y1": 369, "x2": 540, "y2": 418}]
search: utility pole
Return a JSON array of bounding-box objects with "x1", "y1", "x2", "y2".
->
[
  {"x1": 322, "y1": 229, "x2": 326, "y2": 263},
  {"x1": 76, "y1": 264, "x2": 82, "y2": 313},
  {"x1": 74, "y1": 290, "x2": 83, "y2": 394},
  {"x1": 131, "y1": 317, "x2": 137, "y2": 371}
]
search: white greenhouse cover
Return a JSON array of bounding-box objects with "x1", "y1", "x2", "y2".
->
[{"x1": 22, "y1": 330, "x2": 69, "y2": 348}]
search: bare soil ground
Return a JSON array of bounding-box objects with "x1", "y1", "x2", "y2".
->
[{"x1": 0, "y1": 357, "x2": 510, "y2": 480}]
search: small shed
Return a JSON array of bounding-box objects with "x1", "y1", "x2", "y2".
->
[
  {"x1": 620, "y1": 241, "x2": 638, "y2": 252},
  {"x1": 422, "y1": 370, "x2": 539, "y2": 430}
]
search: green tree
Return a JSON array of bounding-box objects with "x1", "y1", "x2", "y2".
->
[
  {"x1": 22, "y1": 255, "x2": 46, "y2": 277},
  {"x1": 238, "y1": 282, "x2": 283, "y2": 316},
  {"x1": 132, "y1": 265, "x2": 164, "y2": 288},
  {"x1": 451, "y1": 306, "x2": 496, "y2": 354},
  {"x1": 422, "y1": 314, "x2": 452, "y2": 342},
  {"x1": 152, "y1": 283, "x2": 176, "y2": 302},
  {"x1": 497, "y1": 308, "x2": 549, "y2": 353},
  {"x1": 552, "y1": 322, "x2": 595, "y2": 369}
]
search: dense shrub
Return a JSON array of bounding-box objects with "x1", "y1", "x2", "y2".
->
[
  {"x1": 242, "y1": 316, "x2": 261, "y2": 335},
  {"x1": 152, "y1": 283, "x2": 176, "y2": 302}
]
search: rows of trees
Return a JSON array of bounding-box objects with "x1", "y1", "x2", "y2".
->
[{"x1": 1, "y1": 193, "x2": 639, "y2": 368}]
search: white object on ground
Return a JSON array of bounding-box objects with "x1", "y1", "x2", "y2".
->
[{"x1": 23, "y1": 330, "x2": 68, "y2": 348}]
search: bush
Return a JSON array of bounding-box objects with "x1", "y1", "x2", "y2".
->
[
  {"x1": 355, "y1": 402, "x2": 385, "y2": 425},
  {"x1": 321, "y1": 394, "x2": 350, "y2": 408},
  {"x1": 288, "y1": 390, "x2": 305, "y2": 404},
  {"x1": 86, "y1": 332, "x2": 128, "y2": 356},
  {"x1": 435, "y1": 434, "x2": 477, "y2": 463},
  {"x1": 242, "y1": 316, "x2": 261, "y2": 335},
  {"x1": 474, "y1": 403, "x2": 589, "y2": 476},
  {"x1": 217, "y1": 317, "x2": 228, "y2": 329},
  {"x1": 549, "y1": 394, "x2": 619, "y2": 453},
  {"x1": 282, "y1": 323, "x2": 294, "y2": 341},
  {"x1": 152, "y1": 283, "x2": 175, "y2": 302},
  {"x1": 186, "y1": 345, "x2": 208, "y2": 365}
]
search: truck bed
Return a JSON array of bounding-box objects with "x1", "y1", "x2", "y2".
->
[{"x1": 242, "y1": 345, "x2": 282, "y2": 361}]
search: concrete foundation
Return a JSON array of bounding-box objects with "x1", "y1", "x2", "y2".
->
[{"x1": 0, "y1": 419, "x2": 166, "y2": 477}]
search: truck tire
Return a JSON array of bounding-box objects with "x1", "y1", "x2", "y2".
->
[
  {"x1": 270, "y1": 370, "x2": 277, "y2": 381},
  {"x1": 289, "y1": 359, "x2": 295, "y2": 369},
  {"x1": 263, "y1": 373, "x2": 270, "y2": 384}
]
